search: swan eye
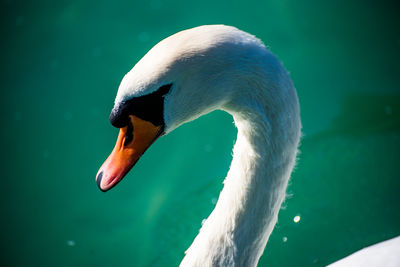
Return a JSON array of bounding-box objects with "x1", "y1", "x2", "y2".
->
[{"x1": 109, "y1": 83, "x2": 172, "y2": 128}]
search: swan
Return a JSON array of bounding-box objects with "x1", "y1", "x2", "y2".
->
[
  {"x1": 96, "y1": 25, "x2": 301, "y2": 266},
  {"x1": 328, "y1": 236, "x2": 400, "y2": 267}
]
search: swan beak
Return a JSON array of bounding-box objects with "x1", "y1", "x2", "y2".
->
[{"x1": 96, "y1": 115, "x2": 163, "y2": 192}]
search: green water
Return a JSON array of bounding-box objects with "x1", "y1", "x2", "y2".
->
[{"x1": 1, "y1": 0, "x2": 399, "y2": 266}]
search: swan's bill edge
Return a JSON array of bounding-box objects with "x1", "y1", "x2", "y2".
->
[{"x1": 96, "y1": 115, "x2": 163, "y2": 192}]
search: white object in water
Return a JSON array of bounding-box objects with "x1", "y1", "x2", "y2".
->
[{"x1": 328, "y1": 236, "x2": 400, "y2": 267}]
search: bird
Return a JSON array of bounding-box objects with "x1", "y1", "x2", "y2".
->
[
  {"x1": 328, "y1": 236, "x2": 400, "y2": 267},
  {"x1": 96, "y1": 25, "x2": 301, "y2": 266}
]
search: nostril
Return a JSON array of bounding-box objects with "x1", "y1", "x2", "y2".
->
[
  {"x1": 124, "y1": 120, "x2": 134, "y2": 146},
  {"x1": 96, "y1": 171, "x2": 104, "y2": 191}
]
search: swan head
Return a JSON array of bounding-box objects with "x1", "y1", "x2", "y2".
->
[{"x1": 96, "y1": 25, "x2": 268, "y2": 191}]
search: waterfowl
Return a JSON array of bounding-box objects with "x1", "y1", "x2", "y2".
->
[
  {"x1": 96, "y1": 25, "x2": 301, "y2": 266},
  {"x1": 328, "y1": 236, "x2": 400, "y2": 267}
]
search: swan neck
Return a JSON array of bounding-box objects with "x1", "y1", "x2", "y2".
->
[
  {"x1": 180, "y1": 46, "x2": 301, "y2": 265},
  {"x1": 181, "y1": 102, "x2": 300, "y2": 266}
]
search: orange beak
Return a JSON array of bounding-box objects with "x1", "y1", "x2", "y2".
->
[{"x1": 96, "y1": 115, "x2": 163, "y2": 192}]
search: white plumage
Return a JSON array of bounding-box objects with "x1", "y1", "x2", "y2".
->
[
  {"x1": 328, "y1": 236, "x2": 400, "y2": 267},
  {"x1": 114, "y1": 25, "x2": 301, "y2": 266},
  {"x1": 110, "y1": 24, "x2": 400, "y2": 267}
]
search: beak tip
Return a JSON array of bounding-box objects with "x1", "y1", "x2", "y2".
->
[{"x1": 96, "y1": 171, "x2": 106, "y2": 192}]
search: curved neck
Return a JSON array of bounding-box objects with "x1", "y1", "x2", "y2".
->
[{"x1": 181, "y1": 97, "x2": 300, "y2": 266}]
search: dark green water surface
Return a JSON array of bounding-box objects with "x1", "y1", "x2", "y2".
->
[{"x1": 1, "y1": 0, "x2": 399, "y2": 266}]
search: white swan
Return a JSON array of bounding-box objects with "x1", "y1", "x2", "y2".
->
[
  {"x1": 96, "y1": 25, "x2": 301, "y2": 266},
  {"x1": 328, "y1": 236, "x2": 400, "y2": 267}
]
